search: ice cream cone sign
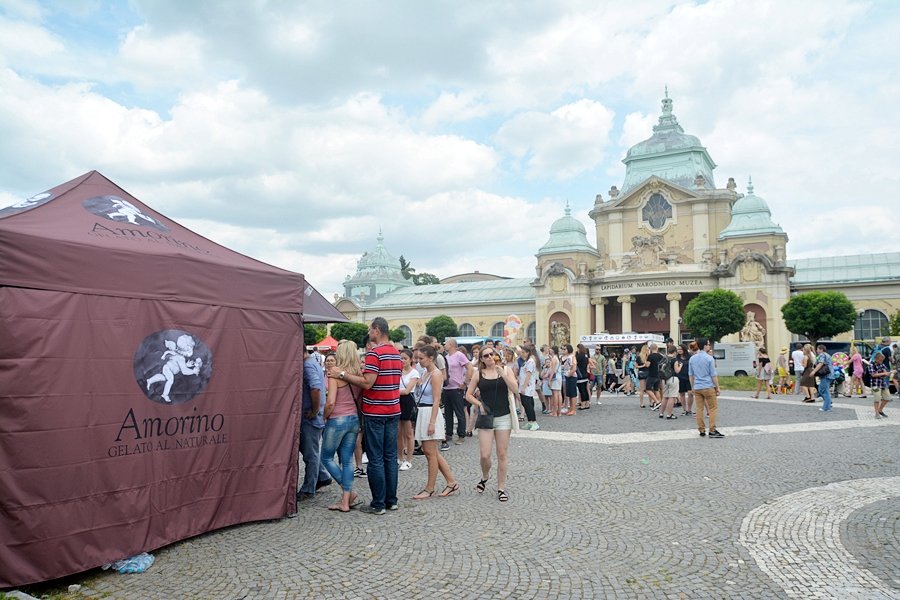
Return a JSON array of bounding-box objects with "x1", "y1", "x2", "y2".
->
[{"x1": 504, "y1": 315, "x2": 522, "y2": 346}]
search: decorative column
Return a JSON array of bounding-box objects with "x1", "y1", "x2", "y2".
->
[
  {"x1": 617, "y1": 295, "x2": 636, "y2": 333},
  {"x1": 666, "y1": 292, "x2": 682, "y2": 343},
  {"x1": 591, "y1": 298, "x2": 609, "y2": 333}
]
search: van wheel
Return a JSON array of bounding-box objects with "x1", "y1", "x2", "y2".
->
[{"x1": 735, "y1": 370, "x2": 747, "y2": 377}]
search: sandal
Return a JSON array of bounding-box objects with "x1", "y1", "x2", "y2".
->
[
  {"x1": 476, "y1": 479, "x2": 488, "y2": 493},
  {"x1": 439, "y1": 482, "x2": 460, "y2": 497},
  {"x1": 412, "y1": 488, "x2": 435, "y2": 500},
  {"x1": 497, "y1": 490, "x2": 509, "y2": 502},
  {"x1": 349, "y1": 495, "x2": 362, "y2": 508}
]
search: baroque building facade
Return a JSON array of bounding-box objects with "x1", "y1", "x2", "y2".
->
[{"x1": 335, "y1": 94, "x2": 900, "y2": 349}]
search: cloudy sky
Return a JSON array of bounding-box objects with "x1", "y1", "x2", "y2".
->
[{"x1": 1, "y1": 0, "x2": 898, "y2": 298}]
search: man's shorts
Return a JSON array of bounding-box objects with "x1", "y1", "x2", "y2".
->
[
  {"x1": 664, "y1": 377, "x2": 679, "y2": 398},
  {"x1": 646, "y1": 377, "x2": 660, "y2": 392},
  {"x1": 872, "y1": 388, "x2": 893, "y2": 402}
]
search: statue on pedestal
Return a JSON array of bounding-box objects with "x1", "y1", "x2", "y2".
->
[{"x1": 739, "y1": 311, "x2": 766, "y2": 347}]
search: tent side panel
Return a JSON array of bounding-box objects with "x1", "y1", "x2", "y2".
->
[{"x1": 0, "y1": 288, "x2": 301, "y2": 587}]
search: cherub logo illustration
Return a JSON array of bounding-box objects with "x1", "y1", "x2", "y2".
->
[
  {"x1": 82, "y1": 195, "x2": 170, "y2": 232},
  {"x1": 145, "y1": 334, "x2": 204, "y2": 403},
  {"x1": 106, "y1": 197, "x2": 157, "y2": 226},
  {"x1": 0, "y1": 191, "x2": 54, "y2": 218}
]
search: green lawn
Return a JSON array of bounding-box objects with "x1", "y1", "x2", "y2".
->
[{"x1": 718, "y1": 375, "x2": 760, "y2": 391}]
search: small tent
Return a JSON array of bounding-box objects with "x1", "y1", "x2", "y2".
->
[
  {"x1": 0, "y1": 171, "x2": 341, "y2": 586},
  {"x1": 313, "y1": 335, "x2": 340, "y2": 352}
]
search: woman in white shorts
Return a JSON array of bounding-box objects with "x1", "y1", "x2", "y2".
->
[
  {"x1": 466, "y1": 345, "x2": 520, "y2": 502},
  {"x1": 412, "y1": 345, "x2": 459, "y2": 500}
]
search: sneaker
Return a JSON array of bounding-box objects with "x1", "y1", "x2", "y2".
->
[
  {"x1": 315, "y1": 479, "x2": 332, "y2": 490},
  {"x1": 353, "y1": 468, "x2": 366, "y2": 478},
  {"x1": 879, "y1": 411, "x2": 888, "y2": 417},
  {"x1": 659, "y1": 414, "x2": 664, "y2": 419},
  {"x1": 440, "y1": 442, "x2": 450, "y2": 452},
  {"x1": 399, "y1": 461, "x2": 411, "y2": 471},
  {"x1": 466, "y1": 431, "x2": 473, "y2": 437},
  {"x1": 818, "y1": 408, "x2": 830, "y2": 412},
  {"x1": 531, "y1": 422, "x2": 540, "y2": 431},
  {"x1": 361, "y1": 453, "x2": 368, "y2": 464},
  {"x1": 413, "y1": 447, "x2": 425, "y2": 456},
  {"x1": 666, "y1": 415, "x2": 678, "y2": 420},
  {"x1": 708, "y1": 430, "x2": 725, "y2": 438},
  {"x1": 674, "y1": 402, "x2": 682, "y2": 408},
  {"x1": 542, "y1": 409, "x2": 551, "y2": 415},
  {"x1": 359, "y1": 505, "x2": 385, "y2": 516},
  {"x1": 386, "y1": 504, "x2": 399, "y2": 511},
  {"x1": 875, "y1": 414, "x2": 883, "y2": 419},
  {"x1": 699, "y1": 431, "x2": 706, "y2": 437},
  {"x1": 454, "y1": 438, "x2": 465, "y2": 445}
]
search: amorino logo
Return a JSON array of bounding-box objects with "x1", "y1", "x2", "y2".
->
[
  {"x1": 133, "y1": 330, "x2": 212, "y2": 405},
  {"x1": 83, "y1": 195, "x2": 169, "y2": 232}
]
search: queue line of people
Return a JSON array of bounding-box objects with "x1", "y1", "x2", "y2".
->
[{"x1": 301, "y1": 319, "x2": 898, "y2": 513}]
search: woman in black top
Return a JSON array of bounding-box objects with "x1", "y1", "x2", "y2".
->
[
  {"x1": 575, "y1": 344, "x2": 591, "y2": 410},
  {"x1": 465, "y1": 346, "x2": 519, "y2": 502},
  {"x1": 674, "y1": 344, "x2": 692, "y2": 416},
  {"x1": 754, "y1": 348, "x2": 772, "y2": 399}
]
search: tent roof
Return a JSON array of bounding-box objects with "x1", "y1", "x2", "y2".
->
[
  {"x1": 0, "y1": 171, "x2": 306, "y2": 313},
  {"x1": 314, "y1": 335, "x2": 339, "y2": 350},
  {"x1": 303, "y1": 283, "x2": 349, "y2": 323}
]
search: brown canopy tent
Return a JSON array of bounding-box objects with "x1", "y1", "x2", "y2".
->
[{"x1": 0, "y1": 171, "x2": 344, "y2": 587}]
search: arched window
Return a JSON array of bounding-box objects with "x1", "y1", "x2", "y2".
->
[
  {"x1": 459, "y1": 323, "x2": 476, "y2": 337},
  {"x1": 526, "y1": 321, "x2": 536, "y2": 342},
  {"x1": 398, "y1": 325, "x2": 412, "y2": 347},
  {"x1": 490, "y1": 322, "x2": 505, "y2": 338},
  {"x1": 854, "y1": 309, "x2": 888, "y2": 341}
]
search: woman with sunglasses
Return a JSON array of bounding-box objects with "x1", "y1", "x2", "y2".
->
[{"x1": 465, "y1": 345, "x2": 519, "y2": 502}]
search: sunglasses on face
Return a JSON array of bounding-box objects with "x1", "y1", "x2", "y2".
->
[{"x1": 481, "y1": 352, "x2": 494, "y2": 357}]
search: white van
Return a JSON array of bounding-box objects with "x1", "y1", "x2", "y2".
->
[{"x1": 711, "y1": 342, "x2": 757, "y2": 377}]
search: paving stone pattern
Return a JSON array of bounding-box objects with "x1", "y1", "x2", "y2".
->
[{"x1": 61, "y1": 392, "x2": 899, "y2": 599}]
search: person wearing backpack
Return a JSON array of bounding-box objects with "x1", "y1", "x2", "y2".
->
[
  {"x1": 657, "y1": 346, "x2": 679, "y2": 420},
  {"x1": 813, "y1": 344, "x2": 833, "y2": 412}
]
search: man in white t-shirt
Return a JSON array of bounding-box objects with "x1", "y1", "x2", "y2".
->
[{"x1": 791, "y1": 343, "x2": 805, "y2": 394}]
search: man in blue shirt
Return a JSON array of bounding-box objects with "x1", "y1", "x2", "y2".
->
[
  {"x1": 299, "y1": 347, "x2": 332, "y2": 500},
  {"x1": 688, "y1": 338, "x2": 724, "y2": 438}
]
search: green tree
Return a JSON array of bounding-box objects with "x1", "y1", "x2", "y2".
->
[
  {"x1": 399, "y1": 255, "x2": 415, "y2": 280},
  {"x1": 412, "y1": 272, "x2": 441, "y2": 285},
  {"x1": 425, "y1": 315, "x2": 459, "y2": 342},
  {"x1": 781, "y1": 291, "x2": 857, "y2": 343},
  {"x1": 682, "y1": 289, "x2": 745, "y2": 343},
  {"x1": 330, "y1": 322, "x2": 369, "y2": 347},
  {"x1": 399, "y1": 256, "x2": 440, "y2": 285},
  {"x1": 888, "y1": 311, "x2": 900, "y2": 337},
  {"x1": 388, "y1": 328, "x2": 407, "y2": 343},
  {"x1": 303, "y1": 324, "x2": 326, "y2": 347}
]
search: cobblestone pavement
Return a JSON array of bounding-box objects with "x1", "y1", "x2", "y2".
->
[{"x1": 49, "y1": 391, "x2": 900, "y2": 599}]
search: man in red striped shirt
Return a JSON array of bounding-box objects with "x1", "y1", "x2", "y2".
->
[{"x1": 328, "y1": 316, "x2": 400, "y2": 514}]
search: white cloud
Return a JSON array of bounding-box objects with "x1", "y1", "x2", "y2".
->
[
  {"x1": 496, "y1": 99, "x2": 614, "y2": 180},
  {"x1": 1, "y1": 0, "x2": 899, "y2": 293},
  {"x1": 420, "y1": 91, "x2": 490, "y2": 128}
]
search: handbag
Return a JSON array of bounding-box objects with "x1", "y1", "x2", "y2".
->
[
  {"x1": 475, "y1": 372, "x2": 504, "y2": 430},
  {"x1": 412, "y1": 372, "x2": 432, "y2": 422}
]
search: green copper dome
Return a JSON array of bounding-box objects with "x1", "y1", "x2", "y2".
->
[
  {"x1": 537, "y1": 204, "x2": 598, "y2": 256},
  {"x1": 719, "y1": 179, "x2": 786, "y2": 239},
  {"x1": 343, "y1": 230, "x2": 412, "y2": 303},
  {"x1": 621, "y1": 89, "x2": 716, "y2": 193}
]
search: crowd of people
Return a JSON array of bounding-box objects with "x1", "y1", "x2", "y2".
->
[
  {"x1": 298, "y1": 318, "x2": 898, "y2": 514},
  {"x1": 753, "y1": 337, "x2": 899, "y2": 417}
]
